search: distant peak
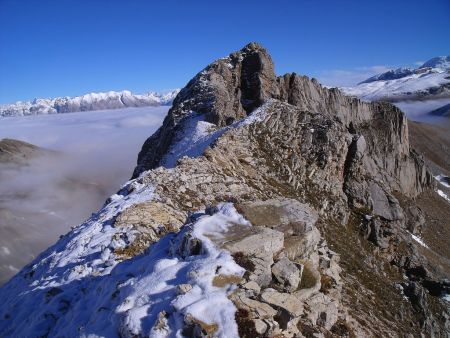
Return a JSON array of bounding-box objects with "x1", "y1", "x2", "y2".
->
[{"x1": 419, "y1": 56, "x2": 450, "y2": 70}]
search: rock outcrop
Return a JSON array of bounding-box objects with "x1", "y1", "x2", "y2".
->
[
  {"x1": 134, "y1": 44, "x2": 433, "y2": 201},
  {"x1": 1, "y1": 43, "x2": 448, "y2": 337}
]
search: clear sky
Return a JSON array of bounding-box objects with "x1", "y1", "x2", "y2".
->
[{"x1": 1, "y1": 0, "x2": 449, "y2": 104}]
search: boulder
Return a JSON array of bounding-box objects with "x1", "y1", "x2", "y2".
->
[
  {"x1": 271, "y1": 257, "x2": 301, "y2": 292},
  {"x1": 247, "y1": 253, "x2": 274, "y2": 287},
  {"x1": 230, "y1": 290, "x2": 277, "y2": 319},
  {"x1": 304, "y1": 293, "x2": 339, "y2": 330},
  {"x1": 369, "y1": 183, "x2": 403, "y2": 221},
  {"x1": 260, "y1": 289, "x2": 304, "y2": 317},
  {"x1": 224, "y1": 226, "x2": 284, "y2": 257},
  {"x1": 284, "y1": 227, "x2": 321, "y2": 260},
  {"x1": 252, "y1": 319, "x2": 268, "y2": 335},
  {"x1": 237, "y1": 199, "x2": 318, "y2": 233}
]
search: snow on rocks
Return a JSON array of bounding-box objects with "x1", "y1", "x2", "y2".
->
[
  {"x1": 0, "y1": 201, "x2": 248, "y2": 337},
  {"x1": 342, "y1": 70, "x2": 450, "y2": 101},
  {"x1": 408, "y1": 231, "x2": 429, "y2": 249},
  {"x1": 434, "y1": 175, "x2": 450, "y2": 203},
  {"x1": 437, "y1": 189, "x2": 450, "y2": 203},
  {"x1": 435, "y1": 174, "x2": 450, "y2": 188},
  {"x1": 161, "y1": 101, "x2": 270, "y2": 168},
  {"x1": 161, "y1": 113, "x2": 227, "y2": 168}
]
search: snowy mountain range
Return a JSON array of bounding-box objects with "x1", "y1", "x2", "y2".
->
[
  {"x1": 0, "y1": 89, "x2": 180, "y2": 117},
  {"x1": 342, "y1": 56, "x2": 450, "y2": 101}
]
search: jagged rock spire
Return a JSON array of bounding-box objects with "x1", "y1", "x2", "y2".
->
[
  {"x1": 171, "y1": 42, "x2": 279, "y2": 126},
  {"x1": 133, "y1": 42, "x2": 280, "y2": 177}
]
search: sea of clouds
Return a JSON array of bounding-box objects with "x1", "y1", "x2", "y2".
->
[{"x1": 0, "y1": 106, "x2": 168, "y2": 283}]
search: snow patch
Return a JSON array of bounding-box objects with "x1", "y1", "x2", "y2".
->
[
  {"x1": 437, "y1": 189, "x2": 450, "y2": 203},
  {"x1": 161, "y1": 114, "x2": 224, "y2": 168},
  {"x1": 409, "y1": 232, "x2": 429, "y2": 249},
  {"x1": 435, "y1": 174, "x2": 450, "y2": 188},
  {"x1": 161, "y1": 101, "x2": 269, "y2": 168}
]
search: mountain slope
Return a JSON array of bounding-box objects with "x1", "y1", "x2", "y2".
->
[
  {"x1": 0, "y1": 43, "x2": 449, "y2": 337},
  {"x1": 342, "y1": 56, "x2": 450, "y2": 102},
  {"x1": 0, "y1": 138, "x2": 53, "y2": 165},
  {"x1": 429, "y1": 102, "x2": 450, "y2": 117},
  {"x1": 0, "y1": 89, "x2": 179, "y2": 117}
]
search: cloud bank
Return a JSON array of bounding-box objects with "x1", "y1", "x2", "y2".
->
[{"x1": 0, "y1": 106, "x2": 167, "y2": 283}]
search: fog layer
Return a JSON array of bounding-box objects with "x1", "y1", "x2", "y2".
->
[
  {"x1": 0, "y1": 106, "x2": 168, "y2": 283},
  {"x1": 393, "y1": 98, "x2": 450, "y2": 122}
]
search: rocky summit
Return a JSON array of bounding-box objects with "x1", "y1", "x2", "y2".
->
[{"x1": 0, "y1": 43, "x2": 449, "y2": 337}]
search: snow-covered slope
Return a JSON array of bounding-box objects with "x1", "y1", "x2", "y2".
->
[
  {"x1": 342, "y1": 56, "x2": 450, "y2": 101},
  {"x1": 421, "y1": 56, "x2": 450, "y2": 70},
  {"x1": 0, "y1": 89, "x2": 180, "y2": 117},
  {"x1": 0, "y1": 153, "x2": 249, "y2": 337}
]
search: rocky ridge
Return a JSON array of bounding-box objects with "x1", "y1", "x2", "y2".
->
[{"x1": 0, "y1": 43, "x2": 449, "y2": 337}]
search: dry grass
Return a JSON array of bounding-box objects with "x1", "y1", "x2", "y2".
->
[
  {"x1": 299, "y1": 263, "x2": 317, "y2": 289},
  {"x1": 212, "y1": 274, "x2": 243, "y2": 287},
  {"x1": 235, "y1": 308, "x2": 259, "y2": 338},
  {"x1": 232, "y1": 252, "x2": 255, "y2": 272},
  {"x1": 329, "y1": 319, "x2": 357, "y2": 338},
  {"x1": 320, "y1": 274, "x2": 335, "y2": 294}
]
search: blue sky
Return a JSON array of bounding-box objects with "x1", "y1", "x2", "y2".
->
[{"x1": 0, "y1": 0, "x2": 449, "y2": 104}]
